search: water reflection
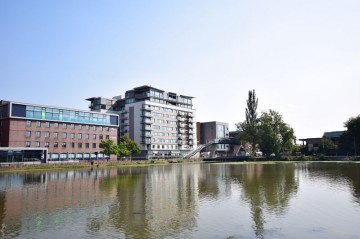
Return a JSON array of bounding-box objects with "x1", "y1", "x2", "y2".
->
[{"x1": 0, "y1": 162, "x2": 359, "y2": 238}]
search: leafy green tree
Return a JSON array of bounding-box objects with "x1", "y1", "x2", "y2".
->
[
  {"x1": 99, "y1": 139, "x2": 119, "y2": 157},
  {"x1": 118, "y1": 136, "x2": 141, "y2": 159},
  {"x1": 339, "y1": 115, "x2": 360, "y2": 155},
  {"x1": 236, "y1": 90, "x2": 259, "y2": 155},
  {"x1": 320, "y1": 138, "x2": 339, "y2": 156},
  {"x1": 257, "y1": 110, "x2": 296, "y2": 156}
]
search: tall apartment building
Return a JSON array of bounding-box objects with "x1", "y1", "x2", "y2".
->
[
  {"x1": 0, "y1": 100, "x2": 119, "y2": 162},
  {"x1": 87, "y1": 85, "x2": 197, "y2": 159}
]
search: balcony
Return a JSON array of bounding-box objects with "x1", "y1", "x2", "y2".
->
[
  {"x1": 141, "y1": 140, "x2": 152, "y2": 144},
  {"x1": 141, "y1": 134, "x2": 152, "y2": 138},
  {"x1": 141, "y1": 119, "x2": 152, "y2": 124},
  {"x1": 141, "y1": 113, "x2": 152, "y2": 118}
]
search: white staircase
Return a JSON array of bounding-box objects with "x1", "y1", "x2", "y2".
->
[{"x1": 183, "y1": 141, "x2": 214, "y2": 159}]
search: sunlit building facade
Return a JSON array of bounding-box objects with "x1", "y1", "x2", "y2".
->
[
  {"x1": 87, "y1": 85, "x2": 197, "y2": 159},
  {"x1": 0, "y1": 100, "x2": 119, "y2": 162}
]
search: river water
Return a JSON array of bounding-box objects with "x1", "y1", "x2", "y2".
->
[{"x1": 0, "y1": 162, "x2": 359, "y2": 239}]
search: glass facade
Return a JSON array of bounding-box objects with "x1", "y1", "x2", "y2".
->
[{"x1": 10, "y1": 103, "x2": 118, "y2": 126}]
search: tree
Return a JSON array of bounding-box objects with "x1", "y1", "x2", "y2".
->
[
  {"x1": 320, "y1": 138, "x2": 339, "y2": 156},
  {"x1": 236, "y1": 90, "x2": 259, "y2": 155},
  {"x1": 339, "y1": 115, "x2": 360, "y2": 155},
  {"x1": 118, "y1": 136, "x2": 141, "y2": 159},
  {"x1": 99, "y1": 139, "x2": 119, "y2": 158},
  {"x1": 257, "y1": 110, "x2": 296, "y2": 156}
]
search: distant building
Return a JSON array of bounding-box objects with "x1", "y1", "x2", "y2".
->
[
  {"x1": 299, "y1": 131, "x2": 344, "y2": 154},
  {"x1": 0, "y1": 100, "x2": 119, "y2": 163},
  {"x1": 198, "y1": 121, "x2": 229, "y2": 157}
]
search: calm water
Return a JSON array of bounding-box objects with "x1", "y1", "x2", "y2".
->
[{"x1": 0, "y1": 162, "x2": 359, "y2": 239}]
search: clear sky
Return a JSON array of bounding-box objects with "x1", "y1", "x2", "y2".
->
[{"x1": 1, "y1": 0, "x2": 359, "y2": 140}]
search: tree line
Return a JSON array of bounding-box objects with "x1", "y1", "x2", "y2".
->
[
  {"x1": 236, "y1": 90, "x2": 297, "y2": 157},
  {"x1": 99, "y1": 135, "x2": 141, "y2": 160},
  {"x1": 237, "y1": 89, "x2": 360, "y2": 157}
]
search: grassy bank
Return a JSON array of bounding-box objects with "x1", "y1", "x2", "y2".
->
[{"x1": 0, "y1": 158, "x2": 202, "y2": 173}]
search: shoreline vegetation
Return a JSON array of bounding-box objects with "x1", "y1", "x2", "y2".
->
[{"x1": 0, "y1": 156, "x2": 359, "y2": 173}]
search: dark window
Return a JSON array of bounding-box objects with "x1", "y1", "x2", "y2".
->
[
  {"x1": 92, "y1": 143, "x2": 96, "y2": 148},
  {"x1": 78, "y1": 142, "x2": 82, "y2": 148},
  {"x1": 110, "y1": 115, "x2": 118, "y2": 125},
  {"x1": 11, "y1": 104, "x2": 26, "y2": 117},
  {"x1": 54, "y1": 142, "x2": 58, "y2": 148},
  {"x1": 26, "y1": 120, "x2": 31, "y2": 127}
]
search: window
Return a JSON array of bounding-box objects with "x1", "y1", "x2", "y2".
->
[
  {"x1": 106, "y1": 135, "x2": 109, "y2": 139},
  {"x1": 92, "y1": 134, "x2": 96, "y2": 139},
  {"x1": 70, "y1": 142, "x2": 75, "y2": 148},
  {"x1": 78, "y1": 133, "x2": 82, "y2": 139},
  {"x1": 35, "y1": 141, "x2": 40, "y2": 147},
  {"x1": 44, "y1": 132, "x2": 50, "y2": 138},
  {"x1": 54, "y1": 122, "x2": 59, "y2": 128},
  {"x1": 78, "y1": 124, "x2": 82, "y2": 130},
  {"x1": 85, "y1": 143, "x2": 89, "y2": 148},
  {"x1": 45, "y1": 122, "x2": 50, "y2": 128},
  {"x1": 70, "y1": 124, "x2": 75, "y2": 129},
  {"x1": 63, "y1": 123, "x2": 67, "y2": 129},
  {"x1": 26, "y1": 120, "x2": 31, "y2": 127},
  {"x1": 93, "y1": 125, "x2": 96, "y2": 131},
  {"x1": 62, "y1": 142, "x2": 66, "y2": 148},
  {"x1": 99, "y1": 126, "x2": 103, "y2": 131},
  {"x1": 26, "y1": 131, "x2": 31, "y2": 137},
  {"x1": 35, "y1": 131, "x2": 41, "y2": 138},
  {"x1": 25, "y1": 141, "x2": 31, "y2": 147},
  {"x1": 36, "y1": 121, "x2": 41, "y2": 127},
  {"x1": 99, "y1": 134, "x2": 103, "y2": 140},
  {"x1": 70, "y1": 133, "x2": 74, "y2": 139},
  {"x1": 78, "y1": 142, "x2": 82, "y2": 148},
  {"x1": 85, "y1": 134, "x2": 89, "y2": 139},
  {"x1": 44, "y1": 142, "x2": 49, "y2": 148},
  {"x1": 62, "y1": 133, "x2": 67, "y2": 139},
  {"x1": 54, "y1": 142, "x2": 58, "y2": 148},
  {"x1": 92, "y1": 143, "x2": 96, "y2": 148},
  {"x1": 54, "y1": 132, "x2": 58, "y2": 138},
  {"x1": 86, "y1": 125, "x2": 90, "y2": 130}
]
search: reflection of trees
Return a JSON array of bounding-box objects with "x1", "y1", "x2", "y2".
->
[
  {"x1": 303, "y1": 162, "x2": 360, "y2": 203},
  {"x1": 239, "y1": 163, "x2": 299, "y2": 238},
  {"x1": 198, "y1": 164, "x2": 220, "y2": 199}
]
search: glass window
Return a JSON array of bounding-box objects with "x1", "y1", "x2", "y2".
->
[
  {"x1": 70, "y1": 133, "x2": 74, "y2": 139},
  {"x1": 106, "y1": 135, "x2": 109, "y2": 139},
  {"x1": 44, "y1": 142, "x2": 49, "y2": 148},
  {"x1": 54, "y1": 132, "x2": 58, "y2": 138},
  {"x1": 86, "y1": 125, "x2": 90, "y2": 130},
  {"x1": 78, "y1": 133, "x2": 82, "y2": 139},
  {"x1": 54, "y1": 142, "x2": 58, "y2": 148},
  {"x1": 25, "y1": 141, "x2": 31, "y2": 147},
  {"x1": 99, "y1": 126, "x2": 103, "y2": 131},
  {"x1": 85, "y1": 134, "x2": 89, "y2": 139},
  {"x1": 36, "y1": 121, "x2": 41, "y2": 127},
  {"x1": 99, "y1": 134, "x2": 103, "y2": 140},
  {"x1": 45, "y1": 122, "x2": 50, "y2": 127},
  {"x1": 78, "y1": 142, "x2": 82, "y2": 148},
  {"x1": 62, "y1": 133, "x2": 67, "y2": 139},
  {"x1": 70, "y1": 142, "x2": 75, "y2": 148},
  {"x1": 92, "y1": 134, "x2": 96, "y2": 139},
  {"x1": 78, "y1": 125, "x2": 82, "y2": 130},
  {"x1": 63, "y1": 123, "x2": 67, "y2": 129},
  {"x1": 54, "y1": 122, "x2": 59, "y2": 128},
  {"x1": 26, "y1": 120, "x2": 31, "y2": 127},
  {"x1": 70, "y1": 124, "x2": 75, "y2": 129},
  {"x1": 93, "y1": 126, "x2": 96, "y2": 131},
  {"x1": 62, "y1": 142, "x2": 66, "y2": 148},
  {"x1": 25, "y1": 131, "x2": 31, "y2": 137},
  {"x1": 35, "y1": 131, "x2": 41, "y2": 138},
  {"x1": 35, "y1": 141, "x2": 40, "y2": 147},
  {"x1": 92, "y1": 143, "x2": 96, "y2": 148},
  {"x1": 85, "y1": 143, "x2": 89, "y2": 148},
  {"x1": 45, "y1": 132, "x2": 50, "y2": 138}
]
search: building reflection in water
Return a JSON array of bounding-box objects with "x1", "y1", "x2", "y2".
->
[{"x1": 0, "y1": 162, "x2": 359, "y2": 238}]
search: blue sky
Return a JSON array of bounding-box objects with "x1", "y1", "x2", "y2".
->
[{"x1": 1, "y1": 0, "x2": 359, "y2": 139}]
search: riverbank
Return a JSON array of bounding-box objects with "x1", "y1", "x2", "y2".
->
[
  {"x1": 0, "y1": 158, "x2": 202, "y2": 173},
  {"x1": 1, "y1": 156, "x2": 359, "y2": 173}
]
